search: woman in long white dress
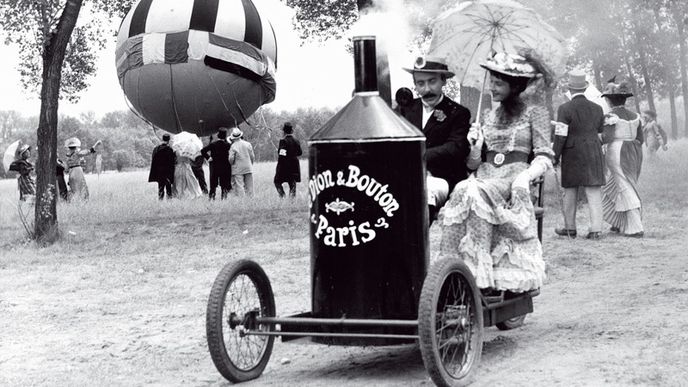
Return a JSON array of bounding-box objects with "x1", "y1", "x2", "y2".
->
[
  {"x1": 600, "y1": 81, "x2": 644, "y2": 237},
  {"x1": 64, "y1": 137, "x2": 101, "y2": 201},
  {"x1": 173, "y1": 154, "x2": 203, "y2": 199}
]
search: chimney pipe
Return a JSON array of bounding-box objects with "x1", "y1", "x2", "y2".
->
[{"x1": 353, "y1": 36, "x2": 378, "y2": 94}]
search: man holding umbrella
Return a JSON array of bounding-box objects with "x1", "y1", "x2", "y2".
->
[{"x1": 401, "y1": 56, "x2": 472, "y2": 222}]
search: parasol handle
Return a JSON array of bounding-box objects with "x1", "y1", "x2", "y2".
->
[{"x1": 475, "y1": 69, "x2": 488, "y2": 126}]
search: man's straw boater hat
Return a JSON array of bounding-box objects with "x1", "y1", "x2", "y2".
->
[
  {"x1": 565, "y1": 69, "x2": 589, "y2": 90},
  {"x1": 403, "y1": 56, "x2": 455, "y2": 77},
  {"x1": 601, "y1": 76, "x2": 633, "y2": 97}
]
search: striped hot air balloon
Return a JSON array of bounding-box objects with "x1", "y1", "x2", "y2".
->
[{"x1": 116, "y1": 0, "x2": 277, "y2": 136}]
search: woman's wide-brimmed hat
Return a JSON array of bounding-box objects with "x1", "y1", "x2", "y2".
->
[
  {"x1": 403, "y1": 56, "x2": 455, "y2": 77},
  {"x1": 601, "y1": 79, "x2": 633, "y2": 97},
  {"x1": 480, "y1": 52, "x2": 538, "y2": 79},
  {"x1": 565, "y1": 69, "x2": 589, "y2": 90},
  {"x1": 17, "y1": 143, "x2": 31, "y2": 155},
  {"x1": 229, "y1": 128, "x2": 243, "y2": 139},
  {"x1": 65, "y1": 137, "x2": 81, "y2": 148}
]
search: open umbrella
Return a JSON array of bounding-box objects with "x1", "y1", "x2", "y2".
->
[
  {"x1": 428, "y1": 0, "x2": 567, "y2": 120},
  {"x1": 3, "y1": 140, "x2": 21, "y2": 173},
  {"x1": 170, "y1": 131, "x2": 203, "y2": 159}
]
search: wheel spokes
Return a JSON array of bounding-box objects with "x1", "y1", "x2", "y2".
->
[
  {"x1": 435, "y1": 272, "x2": 477, "y2": 378},
  {"x1": 221, "y1": 273, "x2": 270, "y2": 371}
]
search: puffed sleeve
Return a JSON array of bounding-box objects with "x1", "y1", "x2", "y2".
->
[{"x1": 530, "y1": 105, "x2": 554, "y2": 159}]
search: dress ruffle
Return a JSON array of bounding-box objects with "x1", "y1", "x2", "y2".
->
[
  {"x1": 438, "y1": 168, "x2": 545, "y2": 292},
  {"x1": 603, "y1": 138, "x2": 643, "y2": 234}
]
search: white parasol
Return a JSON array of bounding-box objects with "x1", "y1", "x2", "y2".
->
[
  {"x1": 428, "y1": 0, "x2": 567, "y2": 122},
  {"x1": 170, "y1": 131, "x2": 203, "y2": 159},
  {"x1": 3, "y1": 140, "x2": 21, "y2": 173}
]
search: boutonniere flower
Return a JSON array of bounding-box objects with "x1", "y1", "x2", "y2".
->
[
  {"x1": 434, "y1": 109, "x2": 447, "y2": 122},
  {"x1": 604, "y1": 113, "x2": 619, "y2": 126}
]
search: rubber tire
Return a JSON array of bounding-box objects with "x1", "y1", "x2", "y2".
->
[
  {"x1": 496, "y1": 315, "x2": 526, "y2": 331},
  {"x1": 419, "y1": 258, "x2": 483, "y2": 387},
  {"x1": 206, "y1": 259, "x2": 275, "y2": 383}
]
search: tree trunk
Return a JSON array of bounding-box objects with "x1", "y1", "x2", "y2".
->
[
  {"x1": 620, "y1": 28, "x2": 642, "y2": 112},
  {"x1": 34, "y1": 0, "x2": 83, "y2": 244},
  {"x1": 669, "y1": 88, "x2": 678, "y2": 139},
  {"x1": 637, "y1": 43, "x2": 656, "y2": 112},
  {"x1": 592, "y1": 59, "x2": 603, "y2": 90},
  {"x1": 622, "y1": 55, "x2": 642, "y2": 113},
  {"x1": 672, "y1": 3, "x2": 688, "y2": 138},
  {"x1": 651, "y1": 2, "x2": 678, "y2": 138}
]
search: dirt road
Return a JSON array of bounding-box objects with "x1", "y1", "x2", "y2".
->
[{"x1": 1, "y1": 154, "x2": 687, "y2": 386}]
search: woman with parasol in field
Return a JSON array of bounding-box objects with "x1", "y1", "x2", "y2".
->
[
  {"x1": 170, "y1": 132, "x2": 204, "y2": 200},
  {"x1": 8, "y1": 143, "x2": 36, "y2": 201},
  {"x1": 437, "y1": 51, "x2": 553, "y2": 292}
]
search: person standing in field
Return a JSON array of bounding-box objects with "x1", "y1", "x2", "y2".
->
[
  {"x1": 56, "y1": 158, "x2": 69, "y2": 201},
  {"x1": 600, "y1": 80, "x2": 644, "y2": 238},
  {"x1": 173, "y1": 151, "x2": 204, "y2": 200},
  {"x1": 274, "y1": 122, "x2": 302, "y2": 198},
  {"x1": 65, "y1": 137, "x2": 101, "y2": 201},
  {"x1": 9, "y1": 143, "x2": 35, "y2": 202},
  {"x1": 190, "y1": 154, "x2": 209, "y2": 195},
  {"x1": 148, "y1": 134, "x2": 176, "y2": 200},
  {"x1": 552, "y1": 69, "x2": 606, "y2": 240},
  {"x1": 201, "y1": 129, "x2": 232, "y2": 200},
  {"x1": 229, "y1": 128, "x2": 255, "y2": 197},
  {"x1": 641, "y1": 110, "x2": 668, "y2": 157}
]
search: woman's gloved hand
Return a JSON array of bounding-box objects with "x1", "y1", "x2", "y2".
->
[
  {"x1": 467, "y1": 122, "x2": 484, "y2": 160},
  {"x1": 511, "y1": 155, "x2": 552, "y2": 192}
]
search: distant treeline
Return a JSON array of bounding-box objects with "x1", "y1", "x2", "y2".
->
[{"x1": 0, "y1": 106, "x2": 338, "y2": 179}]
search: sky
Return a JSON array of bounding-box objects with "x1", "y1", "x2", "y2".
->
[{"x1": 0, "y1": 0, "x2": 420, "y2": 119}]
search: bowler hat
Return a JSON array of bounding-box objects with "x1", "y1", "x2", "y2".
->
[
  {"x1": 566, "y1": 69, "x2": 589, "y2": 90},
  {"x1": 403, "y1": 56, "x2": 455, "y2": 77}
]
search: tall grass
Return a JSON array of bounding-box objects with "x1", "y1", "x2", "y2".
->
[
  {"x1": 1, "y1": 140, "x2": 687, "y2": 248},
  {"x1": 0, "y1": 162, "x2": 311, "y2": 246}
]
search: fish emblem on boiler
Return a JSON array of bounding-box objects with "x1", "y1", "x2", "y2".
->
[{"x1": 325, "y1": 198, "x2": 355, "y2": 215}]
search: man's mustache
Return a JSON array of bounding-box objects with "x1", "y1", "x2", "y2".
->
[{"x1": 421, "y1": 93, "x2": 439, "y2": 99}]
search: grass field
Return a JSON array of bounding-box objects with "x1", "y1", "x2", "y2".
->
[{"x1": 1, "y1": 141, "x2": 687, "y2": 386}]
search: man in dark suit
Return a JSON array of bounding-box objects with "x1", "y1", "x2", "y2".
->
[
  {"x1": 148, "y1": 134, "x2": 176, "y2": 200},
  {"x1": 274, "y1": 122, "x2": 303, "y2": 198},
  {"x1": 201, "y1": 128, "x2": 232, "y2": 200},
  {"x1": 553, "y1": 69, "x2": 606, "y2": 239},
  {"x1": 401, "y1": 56, "x2": 471, "y2": 222}
]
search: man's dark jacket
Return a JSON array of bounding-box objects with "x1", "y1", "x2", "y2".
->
[
  {"x1": 201, "y1": 139, "x2": 232, "y2": 171},
  {"x1": 401, "y1": 96, "x2": 471, "y2": 191},
  {"x1": 148, "y1": 143, "x2": 175, "y2": 183},
  {"x1": 554, "y1": 95, "x2": 605, "y2": 187},
  {"x1": 274, "y1": 135, "x2": 303, "y2": 183}
]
